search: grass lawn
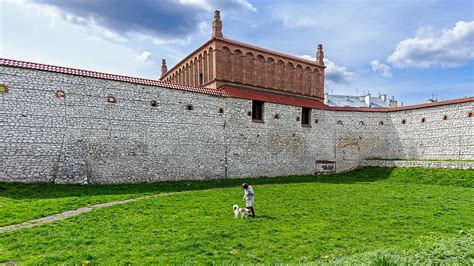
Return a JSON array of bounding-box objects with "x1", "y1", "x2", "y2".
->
[{"x1": 0, "y1": 167, "x2": 473, "y2": 264}]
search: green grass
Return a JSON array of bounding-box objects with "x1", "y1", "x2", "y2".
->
[
  {"x1": 366, "y1": 157, "x2": 474, "y2": 162},
  {"x1": 0, "y1": 167, "x2": 473, "y2": 264}
]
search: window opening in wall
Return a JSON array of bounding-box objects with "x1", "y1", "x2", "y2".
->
[
  {"x1": 247, "y1": 111, "x2": 252, "y2": 116},
  {"x1": 379, "y1": 121, "x2": 384, "y2": 126},
  {"x1": 186, "y1": 104, "x2": 193, "y2": 110},
  {"x1": 107, "y1": 96, "x2": 117, "y2": 103},
  {"x1": 469, "y1": 112, "x2": 473, "y2": 118},
  {"x1": 218, "y1": 108, "x2": 224, "y2": 114},
  {"x1": 252, "y1": 100, "x2": 264, "y2": 122},
  {"x1": 443, "y1": 115, "x2": 448, "y2": 120},
  {"x1": 274, "y1": 114, "x2": 280, "y2": 119},
  {"x1": 401, "y1": 119, "x2": 406, "y2": 124},
  {"x1": 302, "y1": 107, "x2": 311, "y2": 126},
  {"x1": 359, "y1": 121, "x2": 365, "y2": 126},
  {"x1": 55, "y1": 90, "x2": 65, "y2": 98},
  {"x1": 337, "y1": 120, "x2": 343, "y2": 125},
  {"x1": 0, "y1": 84, "x2": 8, "y2": 94},
  {"x1": 150, "y1": 100, "x2": 158, "y2": 107},
  {"x1": 421, "y1": 117, "x2": 426, "y2": 123},
  {"x1": 199, "y1": 73, "x2": 204, "y2": 86},
  {"x1": 315, "y1": 119, "x2": 319, "y2": 124}
]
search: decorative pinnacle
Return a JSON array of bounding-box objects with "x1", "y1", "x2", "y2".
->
[
  {"x1": 316, "y1": 44, "x2": 324, "y2": 66},
  {"x1": 212, "y1": 10, "x2": 223, "y2": 38},
  {"x1": 161, "y1": 59, "x2": 167, "y2": 77}
]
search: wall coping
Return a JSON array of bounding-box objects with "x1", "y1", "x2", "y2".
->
[{"x1": 1, "y1": 58, "x2": 472, "y2": 112}]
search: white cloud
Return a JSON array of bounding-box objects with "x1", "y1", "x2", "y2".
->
[
  {"x1": 136, "y1": 51, "x2": 152, "y2": 64},
  {"x1": 370, "y1": 60, "x2": 392, "y2": 78},
  {"x1": 299, "y1": 55, "x2": 355, "y2": 84},
  {"x1": 388, "y1": 21, "x2": 474, "y2": 68},
  {"x1": 179, "y1": 0, "x2": 256, "y2": 12}
]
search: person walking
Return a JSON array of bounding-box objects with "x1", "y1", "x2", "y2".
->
[{"x1": 242, "y1": 183, "x2": 255, "y2": 218}]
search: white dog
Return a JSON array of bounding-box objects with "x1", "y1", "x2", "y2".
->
[{"x1": 233, "y1": 204, "x2": 251, "y2": 219}]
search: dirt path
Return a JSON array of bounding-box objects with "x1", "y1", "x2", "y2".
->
[{"x1": 0, "y1": 192, "x2": 185, "y2": 233}]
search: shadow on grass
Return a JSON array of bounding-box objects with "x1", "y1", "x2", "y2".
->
[{"x1": 0, "y1": 167, "x2": 394, "y2": 200}]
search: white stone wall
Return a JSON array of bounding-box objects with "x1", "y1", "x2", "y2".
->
[{"x1": 0, "y1": 66, "x2": 472, "y2": 183}]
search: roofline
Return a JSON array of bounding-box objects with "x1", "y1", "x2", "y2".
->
[
  {"x1": 327, "y1": 97, "x2": 474, "y2": 112},
  {"x1": 1, "y1": 58, "x2": 471, "y2": 112},
  {"x1": 218, "y1": 37, "x2": 326, "y2": 68},
  {"x1": 160, "y1": 38, "x2": 216, "y2": 80},
  {"x1": 0, "y1": 58, "x2": 223, "y2": 97}
]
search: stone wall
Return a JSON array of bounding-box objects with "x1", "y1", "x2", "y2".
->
[
  {"x1": 361, "y1": 159, "x2": 474, "y2": 169},
  {"x1": 0, "y1": 65, "x2": 472, "y2": 183}
]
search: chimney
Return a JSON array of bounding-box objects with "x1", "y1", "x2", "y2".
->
[
  {"x1": 316, "y1": 44, "x2": 324, "y2": 65},
  {"x1": 212, "y1": 10, "x2": 223, "y2": 38},
  {"x1": 364, "y1": 93, "x2": 371, "y2": 107},
  {"x1": 161, "y1": 59, "x2": 167, "y2": 77},
  {"x1": 389, "y1": 100, "x2": 398, "y2": 108}
]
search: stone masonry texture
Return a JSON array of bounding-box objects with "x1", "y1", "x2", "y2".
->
[{"x1": 0, "y1": 65, "x2": 473, "y2": 184}]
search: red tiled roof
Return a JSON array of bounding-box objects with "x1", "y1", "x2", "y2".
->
[
  {"x1": 1, "y1": 58, "x2": 472, "y2": 112},
  {"x1": 0, "y1": 58, "x2": 223, "y2": 97},
  {"x1": 220, "y1": 85, "x2": 328, "y2": 109}
]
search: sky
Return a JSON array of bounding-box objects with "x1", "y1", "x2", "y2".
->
[{"x1": 1, "y1": 0, "x2": 473, "y2": 105}]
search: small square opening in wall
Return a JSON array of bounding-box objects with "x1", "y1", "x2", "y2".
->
[
  {"x1": 55, "y1": 90, "x2": 66, "y2": 98},
  {"x1": 186, "y1": 104, "x2": 193, "y2": 110},
  {"x1": 274, "y1": 114, "x2": 280, "y2": 119},
  {"x1": 315, "y1": 119, "x2": 319, "y2": 124},
  {"x1": 401, "y1": 119, "x2": 406, "y2": 124},
  {"x1": 107, "y1": 96, "x2": 117, "y2": 103},
  {"x1": 0, "y1": 84, "x2": 8, "y2": 94},
  {"x1": 469, "y1": 112, "x2": 473, "y2": 118},
  {"x1": 359, "y1": 121, "x2": 365, "y2": 126},
  {"x1": 337, "y1": 120, "x2": 343, "y2": 125},
  {"x1": 218, "y1": 108, "x2": 224, "y2": 114},
  {"x1": 150, "y1": 100, "x2": 158, "y2": 107},
  {"x1": 443, "y1": 115, "x2": 448, "y2": 120},
  {"x1": 301, "y1": 107, "x2": 311, "y2": 126},
  {"x1": 379, "y1": 121, "x2": 384, "y2": 126},
  {"x1": 421, "y1": 117, "x2": 426, "y2": 123},
  {"x1": 252, "y1": 100, "x2": 264, "y2": 122}
]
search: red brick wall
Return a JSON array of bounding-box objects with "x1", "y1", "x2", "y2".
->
[{"x1": 162, "y1": 39, "x2": 325, "y2": 100}]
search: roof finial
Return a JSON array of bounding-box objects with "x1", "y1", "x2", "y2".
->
[
  {"x1": 316, "y1": 44, "x2": 324, "y2": 66},
  {"x1": 161, "y1": 59, "x2": 167, "y2": 77},
  {"x1": 212, "y1": 10, "x2": 223, "y2": 38}
]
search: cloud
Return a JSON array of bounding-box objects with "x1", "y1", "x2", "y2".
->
[
  {"x1": 370, "y1": 60, "x2": 392, "y2": 78},
  {"x1": 299, "y1": 55, "x2": 354, "y2": 84},
  {"x1": 136, "y1": 51, "x2": 152, "y2": 64},
  {"x1": 28, "y1": 0, "x2": 256, "y2": 41},
  {"x1": 388, "y1": 21, "x2": 474, "y2": 68}
]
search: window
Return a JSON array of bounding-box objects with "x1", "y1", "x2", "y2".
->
[
  {"x1": 421, "y1": 117, "x2": 426, "y2": 123},
  {"x1": 315, "y1": 119, "x2": 319, "y2": 124},
  {"x1": 443, "y1": 115, "x2": 448, "y2": 120},
  {"x1": 252, "y1": 100, "x2": 264, "y2": 122},
  {"x1": 274, "y1": 114, "x2": 280, "y2": 119},
  {"x1": 150, "y1": 100, "x2": 158, "y2": 107},
  {"x1": 379, "y1": 121, "x2": 384, "y2": 126},
  {"x1": 186, "y1": 104, "x2": 193, "y2": 110},
  {"x1": 301, "y1": 107, "x2": 311, "y2": 126},
  {"x1": 199, "y1": 73, "x2": 204, "y2": 86},
  {"x1": 218, "y1": 108, "x2": 224, "y2": 114},
  {"x1": 359, "y1": 121, "x2": 365, "y2": 126},
  {"x1": 401, "y1": 119, "x2": 406, "y2": 124},
  {"x1": 337, "y1": 120, "x2": 343, "y2": 125},
  {"x1": 469, "y1": 112, "x2": 473, "y2": 118}
]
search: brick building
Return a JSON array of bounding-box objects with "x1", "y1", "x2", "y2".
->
[{"x1": 160, "y1": 10, "x2": 326, "y2": 101}]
